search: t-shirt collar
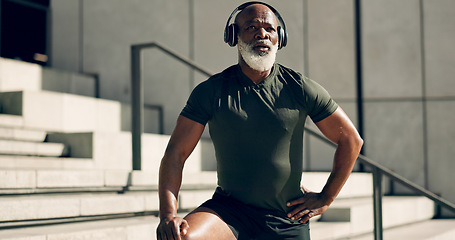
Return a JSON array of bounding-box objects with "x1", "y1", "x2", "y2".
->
[{"x1": 236, "y1": 63, "x2": 278, "y2": 88}]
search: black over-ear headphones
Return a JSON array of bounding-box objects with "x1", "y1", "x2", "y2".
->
[{"x1": 224, "y1": 1, "x2": 288, "y2": 49}]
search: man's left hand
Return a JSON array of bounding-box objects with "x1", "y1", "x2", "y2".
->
[{"x1": 286, "y1": 191, "x2": 331, "y2": 223}]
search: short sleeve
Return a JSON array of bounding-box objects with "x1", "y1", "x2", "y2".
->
[
  {"x1": 302, "y1": 77, "x2": 338, "y2": 123},
  {"x1": 180, "y1": 80, "x2": 214, "y2": 125}
]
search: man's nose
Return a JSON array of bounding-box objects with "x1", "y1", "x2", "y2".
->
[{"x1": 255, "y1": 28, "x2": 269, "y2": 40}]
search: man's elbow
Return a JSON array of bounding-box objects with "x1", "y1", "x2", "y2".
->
[
  {"x1": 351, "y1": 134, "x2": 364, "y2": 152},
  {"x1": 340, "y1": 133, "x2": 364, "y2": 152}
]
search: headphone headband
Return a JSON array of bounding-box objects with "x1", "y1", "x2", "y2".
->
[{"x1": 224, "y1": 1, "x2": 288, "y2": 49}]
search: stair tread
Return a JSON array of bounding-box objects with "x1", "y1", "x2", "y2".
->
[
  {"x1": 0, "y1": 127, "x2": 47, "y2": 142},
  {"x1": 0, "y1": 192, "x2": 159, "y2": 223},
  {"x1": 0, "y1": 215, "x2": 159, "y2": 239},
  {"x1": 310, "y1": 221, "x2": 353, "y2": 239},
  {"x1": 0, "y1": 90, "x2": 121, "y2": 132},
  {"x1": 0, "y1": 155, "x2": 94, "y2": 170},
  {"x1": 0, "y1": 139, "x2": 67, "y2": 157},
  {"x1": 347, "y1": 219, "x2": 455, "y2": 240},
  {"x1": 329, "y1": 195, "x2": 431, "y2": 208},
  {"x1": 0, "y1": 114, "x2": 23, "y2": 128},
  {"x1": 0, "y1": 214, "x2": 452, "y2": 240}
]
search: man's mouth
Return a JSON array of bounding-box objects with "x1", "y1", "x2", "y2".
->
[
  {"x1": 252, "y1": 43, "x2": 271, "y2": 53},
  {"x1": 253, "y1": 45, "x2": 270, "y2": 52}
]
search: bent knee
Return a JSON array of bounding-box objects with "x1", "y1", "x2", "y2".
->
[
  {"x1": 180, "y1": 232, "x2": 197, "y2": 240},
  {"x1": 181, "y1": 229, "x2": 236, "y2": 240}
]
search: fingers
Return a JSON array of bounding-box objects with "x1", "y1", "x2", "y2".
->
[
  {"x1": 295, "y1": 209, "x2": 311, "y2": 220},
  {"x1": 286, "y1": 196, "x2": 308, "y2": 219},
  {"x1": 287, "y1": 197, "x2": 306, "y2": 208},
  {"x1": 299, "y1": 211, "x2": 314, "y2": 223},
  {"x1": 171, "y1": 222, "x2": 181, "y2": 240},
  {"x1": 166, "y1": 219, "x2": 180, "y2": 240},
  {"x1": 157, "y1": 217, "x2": 187, "y2": 240},
  {"x1": 180, "y1": 219, "x2": 189, "y2": 235},
  {"x1": 162, "y1": 223, "x2": 178, "y2": 240},
  {"x1": 286, "y1": 193, "x2": 326, "y2": 221},
  {"x1": 287, "y1": 207, "x2": 315, "y2": 222},
  {"x1": 287, "y1": 204, "x2": 307, "y2": 220}
]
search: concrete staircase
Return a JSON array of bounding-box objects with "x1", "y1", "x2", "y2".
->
[{"x1": 0, "y1": 57, "x2": 454, "y2": 239}]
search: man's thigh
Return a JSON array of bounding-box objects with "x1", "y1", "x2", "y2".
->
[{"x1": 182, "y1": 207, "x2": 237, "y2": 240}]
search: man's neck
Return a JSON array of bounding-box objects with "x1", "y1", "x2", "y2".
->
[{"x1": 239, "y1": 60, "x2": 273, "y2": 84}]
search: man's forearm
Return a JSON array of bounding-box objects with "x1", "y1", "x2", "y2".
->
[
  {"x1": 158, "y1": 155, "x2": 184, "y2": 219},
  {"x1": 321, "y1": 136, "x2": 363, "y2": 204}
]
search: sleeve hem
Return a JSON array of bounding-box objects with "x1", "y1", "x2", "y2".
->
[
  {"x1": 311, "y1": 104, "x2": 338, "y2": 123},
  {"x1": 180, "y1": 112, "x2": 207, "y2": 126}
]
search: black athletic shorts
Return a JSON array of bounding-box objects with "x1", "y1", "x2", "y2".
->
[{"x1": 200, "y1": 187, "x2": 311, "y2": 240}]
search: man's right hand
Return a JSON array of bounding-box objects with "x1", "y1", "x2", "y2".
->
[{"x1": 156, "y1": 216, "x2": 189, "y2": 240}]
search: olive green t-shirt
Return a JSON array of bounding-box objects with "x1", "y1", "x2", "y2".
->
[{"x1": 181, "y1": 63, "x2": 338, "y2": 212}]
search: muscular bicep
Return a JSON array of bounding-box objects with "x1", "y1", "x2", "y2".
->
[
  {"x1": 314, "y1": 107, "x2": 361, "y2": 145},
  {"x1": 164, "y1": 115, "x2": 205, "y2": 163}
]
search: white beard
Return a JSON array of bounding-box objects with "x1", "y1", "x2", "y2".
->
[{"x1": 237, "y1": 38, "x2": 278, "y2": 72}]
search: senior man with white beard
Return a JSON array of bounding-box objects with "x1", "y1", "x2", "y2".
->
[{"x1": 156, "y1": 2, "x2": 363, "y2": 240}]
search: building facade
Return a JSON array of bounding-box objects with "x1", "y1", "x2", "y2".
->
[{"x1": 1, "y1": 0, "x2": 454, "y2": 216}]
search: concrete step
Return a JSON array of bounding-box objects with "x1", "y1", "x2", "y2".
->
[
  {"x1": 0, "y1": 215, "x2": 160, "y2": 240},
  {"x1": 44, "y1": 131, "x2": 204, "y2": 174},
  {"x1": 0, "y1": 169, "x2": 215, "y2": 190},
  {"x1": 0, "y1": 187, "x2": 214, "y2": 225},
  {"x1": 0, "y1": 192, "x2": 158, "y2": 223},
  {"x1": 0, "y1": 90, "x2": 121, "y2": 132},
  {"x1": 302, "y1": 172, "x2": 372, "y2": 199},
  {"x1": 0, "y1": 116, "x2": 202, "y2": 172},
  {"x1": 0, "y1": 57, "x2": 97, "y2": 97},
  {"x1": 314, "y1": 196, "x2": 435, "y2": 238},
  {"x1": 310, "y1": 221, "x2": 352, "y2": 240},
  {"x1": 0, "y1": 169, "x2": 146, "y2": 190},
  {"x1": 0, "y1": 57, "x2": 41, "y2": 92},
  {"x1": 0, "y1": 169, "x2": 218, "y2": 224},
  {"x1": 347, "y1": 219, "x2": 455, "y2": 240},
  {"x1": 0, "y1": 114, "x2": 23, "y2": 128},
  {"x1": 0, "y1": 169, "x2": 373, "y2": 196},
  {"x1": 0, "y1": 169, "x2": 106, "y2": 189},
  {"x1": 310, "y1": 219, "x2": 455, "y2": 240},
  {"x1": 0, "y1": 127, "x2": 46, "y2": 141},
  {"x1": 0, "y1": 139, "x2": 68, "y2": 157},
  {"x1": 0, "y1": 216, "x2": 452, "y2": 240},
  {"x1": 0, "y1": 155, "x2": 94, "y2": 170}
]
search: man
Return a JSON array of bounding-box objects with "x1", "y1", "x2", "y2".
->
[{"x1": 157, "y1": 2, "x2": 363, "y2": 240}]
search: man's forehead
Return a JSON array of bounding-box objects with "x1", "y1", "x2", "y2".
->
[{"x1": 235, "y1": 4, "x2": 278, "y2": 26}]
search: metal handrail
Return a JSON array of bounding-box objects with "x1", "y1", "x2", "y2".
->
[
  {"x1": 304, "y1": 127, "x2": 455, "y2": 240},
  {"x1": 131, "y1": 41, "x2": 214, "y2": 170},
  {"x1": 131, "y1": 41, "x2": 455, "y2": 240}
]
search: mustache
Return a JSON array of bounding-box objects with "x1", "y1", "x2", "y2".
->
[{"x1": 250, "y1": 39, "x2": 274, "y2": 47}]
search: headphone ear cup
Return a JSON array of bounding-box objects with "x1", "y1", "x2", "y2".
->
[
  {"x1": 277, "y1": 26, "x2": 286, "y2": 49},
  {"x1": 228, "y1": 24, "x2": 238, "y2": 47},
  {"x1": 225, "y1": 24, "x2": 238, "y2": 47},
  {"x1": 280, "y1": 27, "x2": 288, "y2": 48},
  {"x1": 224, "y1": 25, "x2": 229, "y2": 44}
]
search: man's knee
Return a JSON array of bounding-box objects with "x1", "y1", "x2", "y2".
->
[
  {"x1": 180, "y1": 231, "x2": 199, "y2": 240},
  {"x1": 181, "y1": 206, "x2": 236, "y2": 240}
]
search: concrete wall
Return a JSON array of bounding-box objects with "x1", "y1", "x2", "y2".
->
[
  {"x1": 362, "y1": 0, "x2": 425, "y2": 189},
  {"x1": 51, "y1": 0, "x2": 192, "y2": 134},
  {"x1": 51, "y1": 0, "x2": 307, "y2": 135},
  {"x1": 360, "y1": 0, "x2": 455, "y2": 216},
  {"x1": 422, "y1": 0, "x2": 455, "y2": 216},
  {"x1": 49, "y1": 0, "x2": 455, "y2": 216}
]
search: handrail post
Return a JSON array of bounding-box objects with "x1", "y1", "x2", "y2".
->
[
  {"x1": 372, "y1": 167, "x2": 383, "y2": 240},
  {"x1": 131, "y1": 45, "x2": 143, "y2": 171},
  {"x1": 130, "y1": 42, "x2": 214, "y2": 172},
  {"x1": 304, "y1": 126, "x2": 455, "y2": 237}
]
